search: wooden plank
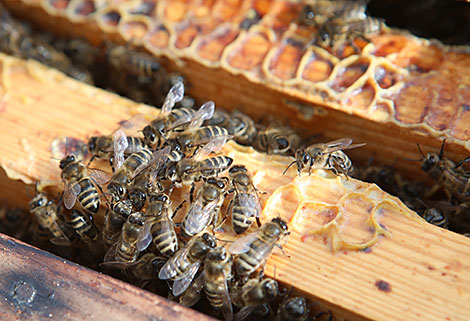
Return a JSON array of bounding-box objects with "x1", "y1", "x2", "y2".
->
[
  {"x1": 0, "y1": 53, "x2": 469, "y2": 321},
  {"x1": 0, "y1": 232, "x2": 216, "y2": 321}
]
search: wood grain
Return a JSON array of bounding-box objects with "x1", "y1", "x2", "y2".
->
[{"x1": 0, "y1": 53, "x2": 469, "y2": 321}]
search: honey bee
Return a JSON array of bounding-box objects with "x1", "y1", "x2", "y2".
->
[
  {"x1": 180, "y1": 177, "x2": 228, "y2": 238},
  {"x1": 170, "y1": 125, "x2": 231, "y2": 155},
  {"x1": 275, "y1": 296, "x2": 310, "y2": 321},
  {"x1": 253, "y1": 121, "x2": 300, "y2": 156},
  {"x1": 29, "y1": 193, "x2": 67, "y2": 240},
  {"x1": 102, "y1": 199, "x2": 133, "y2": 246},
  {"x1": 87, "y1": 128, "x2": 146, "y2": 171},
  {"x1": 107, "y1": 148, "x2": 156, "y2": 202},
  {"x1": 146, "y1": 193, "x2": 179, "y2": 257},
  {"x1": 203, "y1": 110, "x2": 257, "y2": 146},
  {"x1": 143, "y1": 84, "x2": 215, "y2": 147},
  {"x1": 229, "y1": 218, "x2": 289, "y2": 276},
  {"x1": 203, "y1": 246, "x2": 233, "y2": 321},
  {"x1": 174, "y1": 136, "x2": 233, "y2": 186},
  {"x1": 60, "y1": 154, "x2": 109, "y2": 215},
  {"x1": 101, "y1": 212, "x2": 153, "y2": 268},
  {"x1": 65, "y1": 209, "x2": 99, "y2": 245},
  {"x1": 231, "y1": 278, "x2": 279, "y2": 321},
  {"x1": 158, "y1": 232, "x2": 217, "y2": 296},
  {"x1": 285, "y1": 138, "x2": 366, "y2": 176},
  {"x1": 418, "y1": 141, "x2": 470, "y2": 202},
  {"x1": 107, "y1": 42, "x2": 162, "y2": 78},
  {"x1": 121, "y1": 253, "x2": 162, "y2": 287},
  {"x1": 228, "y1": 165, "x2": 263, "y2": 234}
]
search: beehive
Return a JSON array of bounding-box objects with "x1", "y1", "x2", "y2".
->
[{"x1": 0, "y1": 0, "x2": 470, "y2": 320}]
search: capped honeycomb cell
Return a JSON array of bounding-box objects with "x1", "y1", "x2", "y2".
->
[
  {"x1": 145, "y1": 24, "x2": 171, "y2": 51},
  {"x1": 195, "y1": 25, "x2": 240, "y2": 64},
  {"x1": 173, "y1": 22, "x2": 199, "y2": 50},
  {"x1": 119, "y1": 17, "x2": 151, "y2": 41},
  {"x1": 300, "y1": 49, "x2": 337, "y2": 83},
  {"x1": 162, "y1": 0, "x2": 189, "y2": 22},
  {"x1": 330, "y1": 57, "x2": 370, "y2": 92}
]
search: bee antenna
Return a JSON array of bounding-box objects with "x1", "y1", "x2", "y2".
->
[
  {"x1": 416, "y1": 143, "x2": 425, "y2": 158},
  {"x1": 439, "y1": 139, "x2": 446, "y2": 159},
  {"x1": 283, "y1": 161, "x2": 297, "y2": 175},
  {"x1": 215, "y1": 237, "x2": 233, "y2": 243}
]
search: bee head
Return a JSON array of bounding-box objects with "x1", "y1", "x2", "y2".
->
[
  {"x1": 29, "y1": 194, "x2": 47, "y2": 210},
  {"x1": 229, "y1": 165, "x2": 247, "y2": 176},
  {"x1": 284, "y1": 297, "x2": 308, "y2": 318},
  {"x1": 295, "y1": 149, "x2": 309, "y2": 172},
  {"x1": 207, "y1": 247, "x2": 227, "y2": 261},
  {"x1": 87, "y1": 137, "x2": 97, "y2": 153},
  {"x1": 128, "y1": 213, "x2": 145, "y2": 226},
  {"x1": 129, "y1": 190, "x2": 146, "y2": 211},
  {"x1": 421, "y1": 152, "x2": 440, "y2": 172},
  {"x1": 275, "y1": 137, "x2": 290, "y2": 153},
  {"x1": 142, "y1": 125, "x2": 157, "y2": 145},
  {"x1": 261, "y1": 279, "x2": 279, "y2": 301},
  {"x1": 272, "y1": 218, "x2": 289, "y2": 233},
  {"x1": 60, "y1": 155, "x2": 76, "y2": 169},
  {"x1": 149, "y1": 192, "x2": 169, "y2": 205},
  {"x1": 202, "y1": 233, "x2": 217, "y2": 248},
  {"x1": 108, "y1": 182, "x2": 126, "y2": 200}
]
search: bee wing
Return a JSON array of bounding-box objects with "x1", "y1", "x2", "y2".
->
[
  {"x1": 321, "y1": 138, "x2": 365, "y2": 154},
  {"x1": 115, "y1": 114, "x2": 146, "y2": 131},
  {"x1": 63, "y1": 182, "x2": 80, "y2": 210},
  {"x1": 193, "y1": 136, "x2": 230, "y2": 161},
  {"x1": 103, "y1": 242, "x2": 119, "y2": 264},
  {"x1": 235, "y1": 306, "x2": 256, "y2": 321},
  {"x1": 158, "y1": 243, "x2": 192, "y2": 280},
  {"x1": 172, "y1": 261, "x2": 201, "y2": 297},
  {"x1": 238, "y1": 192, "x2": 261, "y2": 218},
  {"x1": 162, "y1": 82, "x2": 184, "y2": 114},
  {"x1": 228, "y1": 232, "x2": 259, "y2": 254},
  {"x1": 179, "y1": 271, "x2": 205, "y2": 307},
  {"x1": 136, "y1": 221, "x2": 153, "y2": 252},
  {"x1": 221, "y1": 277, "x2": 233, "y2": 321},
  {"x1": 132, "y1": 146, "x2": 170, "y2": 180},
  {"x1": 182, "y1": 201, "x2": 215, "y2": 236},
  {"x1": 87, "y1": 167, "x2": 111, "y2": 185},
  {"x1": 189, "y1": 101, "x2": 215, "y2": 129},
  {"x1": 100, "y1": 260, "x2": 137, "y2": 270},
  {"x1": 113, "y1": 129, "x2": 129, "y2": 170}
]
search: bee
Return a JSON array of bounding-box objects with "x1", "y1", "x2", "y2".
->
[
  {"x1": 29, "y1": 193, "x2": 67, "y2": 240},
  {"x1": 142, "y1": 83, "x2": 215, "y2": 147},
  {"x1": 275, "y1": 296, "x2": 310, "y2": 321},
  {"x1": 422, "y1": 207, "x2": 448, "y2": 228},
  {"x1": 87, "y1": 129, "x2": 146, "y2": 171},
  {"x1": 107, "y1": 42, "x2": 162, "y2": 78},
  {"x1": 60, "y1": 154, "x2": 109, "y2": 215},
  {"x1": 64, "y1": 209, "x2": 99, "y2": 245},
  {"x1": 180, "y1": 177, "x2": 228, "y2": 238},
  {"x1": 229, "y1": 218, "x2": 289, "y2": 276},
  {"x1": 231, "y1": 278, "x2": 279, "y2": 321},
  {"x1": 107, "y1": 147, "x2": 155, "y2": 202},
  {"x1": 170, "y1": 125, "x2": 231, "y2": 155},
  {"x1": 229, "y1": 110, "x2": 258, "y2": 146},
  {"x1": 101, "y1": 212, "x2": 153, "y2": 268},
  {"x1": 121, "y1": 253, "x2": 162, "y2": 287},
  {"x1": 146, "y1": 193, "x2": 179, "y2": 257},
  {"x1": 418, "y1": 141, "x2": 470, "y2": 202},
  {"x1": 228, "y1": 165, "x2": 263, "y2": 234},
  {"x1": 203, "y1": 246, "x2": 233, "y2": 321},
  {"x1": 253, "y1": 121, "x2": 300, "y2": 156},
  {"x1": 285, "y1": 138, "x2": 366, "y2": 176},
  {"x1": 158, "y1": 232, "x2": 217, "y2": 296},
  {"x1": 102, "y1": 199, "x2": 133, "y2": 246},
  {"x1": 174, "y1": 136, "x2": 233, "y2": 187}
]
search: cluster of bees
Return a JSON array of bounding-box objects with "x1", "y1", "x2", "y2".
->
[
  {"x1": 297, "y1": 0, "x2": 384, "y2": 54},
  {"x1": 27, "y1": 81, "x2": 349, "y2": 321}
]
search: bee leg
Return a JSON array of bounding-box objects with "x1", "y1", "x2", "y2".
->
[
  {"x1": 256, "y1": 216, "x2": 262, "y2": 228},
  {"x1": 274, "y1": 243, "x2": 290, "y2": 258},
  {"x1": 87, "y1": 154, "x2": 98, "y2": 167},
  {"x1": 172, "y1": 200, "x2": 186, "y2": 219},
  {"x1": 109, "y1": 156, "x2": 115, "y2": 173},
  {"x1": 190, "y1": 183, "x2": 196, "y2": 203},
  {"x1": 455, "y1": 156, "x2": 470, "y2": 169}
]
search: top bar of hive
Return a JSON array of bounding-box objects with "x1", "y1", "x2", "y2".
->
[
  {"x1": 0, "y1": 52, "x2": 469, "y2": 321},
  {"x1": 3, "y1": 0, "x2": 470, "y2": 182}
]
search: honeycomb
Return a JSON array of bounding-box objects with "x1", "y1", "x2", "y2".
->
[{"x1": 3, "y1": 0, "x2": 470, "y2": 152}]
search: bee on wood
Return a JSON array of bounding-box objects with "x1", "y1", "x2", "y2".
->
[
  {"x1": 173, "y1": 136, "x2": 233, "y2": 187},
  {"x1": 275, "y1": 296, "x2": 310, "y2": 321},
  {"x1": 204, "y1": 110, "x2": 258, "y2": 147},
  {"x1": 158, "y1": 232, "x2": 217, "y2": 296},
  {"x1": 121, "y1": 253, "x2": 162, "y2": 287},
  {"x1": 169, "y1": 125, "x2": 231, "y2": 155},
  {"x1": 146, "y1": 192, "x2": 179, "y2": 257},
  {"x1": 231, "y1": 277, "x2": 279, "y2": 321},
  {"x1": 101, "y1": 212, "x2": 153, "y2": 268},
  {"x1": 285, "y1": 138, "x2": 366, "y2": 176},
  {"x1": 203, "y1": 246, "x2": 233, "y2": 321},
  {"x1": 29, "y1": 193, "x2": 68, "y2": 240},
  {"x1": 180, "y1": 177, "x2": 228, "y2": 238},
  {"x1": 142, "y1": 83, "x2": 214, "y2": 147},
  {"x1": 229, "y1": 218, "x2": 289, "y2": 276},
  {"x1": 253, "y1": 120, "x2": 300, "y2": 156},
  {"x1": 87, "y1": 120, "x2": 146, "y2": 172},
  {"x1": 60, "y1": 154, "x2": 109, "y2": 215},
  {"x1": 418, "y1": 140, "x2": 470, "y2": 202},
  {"x1": 102, "y1": 199, "x2": 133, "y2": 246},
  {"x1": 227, "y1": 165, "x2": 263, "y2": 234}
]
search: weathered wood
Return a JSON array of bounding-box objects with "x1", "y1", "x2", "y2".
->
[
  {"x1": 0, "y1": 53, "x2": 469, "y2": 321},
  {"x1": 0, "y1": 232, "x2": 216, "y2": 321}
]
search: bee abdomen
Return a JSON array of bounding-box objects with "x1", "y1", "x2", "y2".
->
[
  {"x1": 126, "y1": 137, "x2": 145, "y2": 154},
  {"x1": 153, "y1": 222, "x2": 178, "y2": 256},
  {"x1": 205, "y1": 283, "x2": 225, "y2": 308},
  {"x1": 77, "y1": 178, "x2": 100, "y2": 214}
]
